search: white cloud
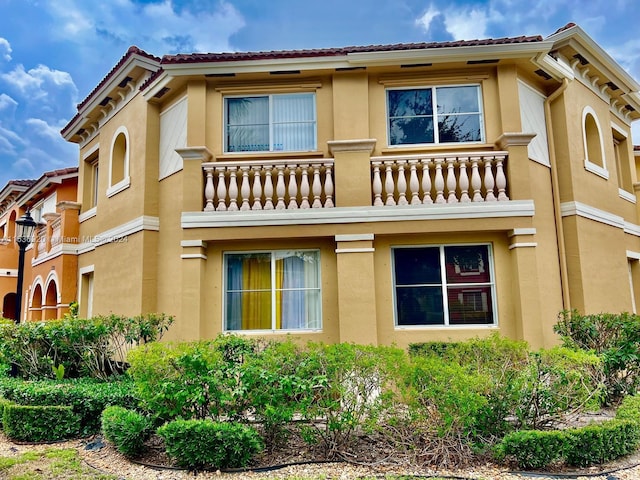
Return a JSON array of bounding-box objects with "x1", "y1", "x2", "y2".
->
[
  {"x1": 0, "y1": 124, "x2": 23, "y2": 154},
  {"x1": 0, "y1": 94, "x2": 17, "y2": 112},
  {"x1": 0, "y1": 64, "x2": 77, "y2": 110},
  {"x1": 26, "y1": 118, "x2": 67, "y2": 142},
  {"x1": 12, "y1": 157, "x2": 35, "y2": 173},
  {"x1": 415, "y1": 4, "x2": 441, "y2": 34},
  {"x1": 0, "y1": 38, "x2": 11, "y2": 61},
  {"x1": 442, "y1": 6, "x2": 490, "y2": 40}
]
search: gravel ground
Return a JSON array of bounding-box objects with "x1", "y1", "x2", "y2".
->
[{"x1": 2, "y1": 433, "x2": 640, "y2": 480}]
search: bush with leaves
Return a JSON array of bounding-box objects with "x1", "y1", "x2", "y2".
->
[
  {"x1": 554, "y1": 310, "x2": 640, "y2": 403},
  {"x1": 3, "y1": 404, "x2": 80, "y2": 441},
  {"x1": 495, "y1": 429, "x2": 568, "y2": 469},
  {"x1": 101, "y1": 406, "x2": 153, "y2": 457},
  {"x1": 157, "y1": 419, "x2": 263, "y2": 470},
  {"x1": 564, "y1": 419, "x2": 640, "y2": 467},
  {"x1": 0, "y1": 313, "x2": 174, "y2": 380},
  {"x1": 616, "y1": 395, "x2": 640, "y2": 423}
]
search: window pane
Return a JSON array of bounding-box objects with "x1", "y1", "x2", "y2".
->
[
  {"x1": 436, "y1": 86, "x2": 479, "y2": 114},
  {"x1": 444, "y1": 245, "x2": 490, "y2": 283},
  {"x1": 275, "y1": 251, "x2": 320, "y2": 329},
  {"x1": 226, "y1": 97, "x2": 269, "y2": 152},
  {"x1": 388, "y1": 89, "x2": 432, "y2": 116},
  {"x1": 438, "y1": 114, "x2": 481, "y2": 143},
  {"x1": 273, "y1": 94, "x2": 314, "y2": 121},
  {"x1": 390, "y1": 118, "x2": 434, "y2": 145},
  {"x1": 396, "y1": 286, "x2": 444, "y2": 325},
  {"x1": 273, "y1": 123, "x2": 315, "y2": 151},
  {"x1": 447, "y1": 286, "x2": 493, "y2": 325},
  {"x1": 394, "y1": 247, "x2": 441, "y2": 285}
]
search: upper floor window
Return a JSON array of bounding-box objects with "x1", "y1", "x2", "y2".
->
[
  {"x1": 582, "y1": 107, "x2": 608, "y2": 179},
  {"x1": 612, "y1": 125, "x2": 633, "y2": 198},
  {"x1": 387, "y1": 85, "x2": 484, "y2": 146},
  {"x1": 224, "y1": 93, "x2": 317, "y2": 153},
  {"x1": 107, "y1": 126, "x2": 131, "y2": 197},
  {"x1": 393, "y1": 244, "x2": 496, "y2": 327},
  {"x1": 83, "y1": 148, "x2": 99, "y2": 211},
  {"x1": 224, "y1": 249, "x2": 321, "y2": 332}
]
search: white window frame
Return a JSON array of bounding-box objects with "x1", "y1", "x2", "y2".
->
[
  {"x1": 392, "y1": 243, "x2": 497, "y2": 328},
  {"x1": 386, "y1": 84, "x2": 485, "y2": 147},
  {"x1": 223, "y1": 93, "x2": 317, "y2": 153},
  {"x1": 107, "y1": 126, "x2": 131, "y2": 197},
  {"x1": 223, "y1": 249, "x2": 322, "y2": 333},
  {"x1": 582, "y1": 106, "x2": 609, "y2": 179}
]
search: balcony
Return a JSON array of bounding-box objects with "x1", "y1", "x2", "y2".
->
[{"x1": 184, "y1": 150, "x2": 532, "y2": 230}]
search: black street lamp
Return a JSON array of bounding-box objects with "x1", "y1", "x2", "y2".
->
[{"x1": 15, "y1": 210, "x2": 37, "y2": 322}]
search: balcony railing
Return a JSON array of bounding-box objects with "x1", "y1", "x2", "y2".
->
[
  {"x1": 202, "y1": 159, "x2": 335, "y2": 212},
  {"x1": 370, "y1": 152, "x2": 508, "y2": 206}
]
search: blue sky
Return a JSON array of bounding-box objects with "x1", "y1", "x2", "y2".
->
[{"x1": 0, "y1": 0, "x2": 639, "y2": 189}]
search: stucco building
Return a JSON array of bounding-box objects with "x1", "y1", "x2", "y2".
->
[{"x1": 52, "y1": 23, "x2": 640, "y2": 348}]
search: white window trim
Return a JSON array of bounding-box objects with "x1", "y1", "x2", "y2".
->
[
  {"x1": 582, "y1": 106, "x2": 609, "y2": 179},
  {"x1": 222, "y1": 249, "x2": 323, "y2": 333},
  {"x1": 392, "y1": 243, "x2": 498, "y2": 328},
  {"x1": 107, "y1": 126, "x2": 131, "y2": 195},
  {"x1": 386, "y1": 83, "x2": 486, "y2": 148},
  {"x1": 223, "y1": 93, "x2": 318, "y2": 154}
]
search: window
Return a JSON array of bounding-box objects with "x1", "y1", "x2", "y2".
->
[
  {"x1": 224, "y1": 250, "x2": 321, "y2": 331},
  {"x1": 393, "y1": 244, "x2": 496, "y2": 326},
  {"x1": 83, "y1": 149, "x2": 99, "y2": 210},
  {"x1": 582, "y1": 107, "x2": 608, "y2": 178},
  {"x1": 613, "y1": 126, "x2": 633, "y2": 196},
  {"x1": 387, "y1": 85, "x2": 484, "y2": 146},
  {"x1": 224, "y1": 93, "x2": 316, "y2": 153},
  {"x1": 107, "y1": 126, "x2": 130, "y2": 196}
]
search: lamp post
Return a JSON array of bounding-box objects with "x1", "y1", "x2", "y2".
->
[{"x1": 15, "y1": 210, "x2": 37, "y2": 322}]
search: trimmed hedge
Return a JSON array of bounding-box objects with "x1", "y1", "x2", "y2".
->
[
  {"x1": 101, "y1": 406, "x2": 152, "y2": 457},
  {"x1": 157, "y1": 420, "x2": 264, "y2": 470},
  {"x1": 3, "y1": 404, "x2": 80, "y2": 441},
  {"x1": 616, "y1": 395, "x2": 640, "y2": 423},
  {"x1": 496, "y1": 420, "x2": 640, "y2": 470},
  {"x1": 0, "y1": 377, "x2": 139, "y2": 436}
]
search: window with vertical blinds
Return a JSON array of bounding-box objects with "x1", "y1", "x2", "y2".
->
[{"x1": 224, "y1": 93, "x2": 316, "y2": 153}]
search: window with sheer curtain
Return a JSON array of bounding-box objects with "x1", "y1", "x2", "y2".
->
[
  {"x1": 224, "y1": 93, "x2": 316, "y2": 153},
  {"x1": 224, "y1": 250, "x2": 321, "y2": 331}
]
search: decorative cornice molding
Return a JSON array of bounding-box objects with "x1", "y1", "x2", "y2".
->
[
  {"x1": 175, "y1": 146, "x2": 213, "y2": 162},
  {"x1": 327, "y1": 139, "x2": 376, "y2": 154},
  {"x1": 496, "y1": 132, "x2": 536, "y2": 149}
]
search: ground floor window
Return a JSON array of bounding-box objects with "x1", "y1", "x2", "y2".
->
[
  {"x1": 393, "y1": 244, "x2": 496, "y2": 326},
  {"x1": 224, "y1": 250, "x2": 321, "y2": 331}
]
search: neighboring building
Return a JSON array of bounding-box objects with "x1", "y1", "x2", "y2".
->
[
  {"x1": 57, "y1": 23, "x2": 640, "y2": 349},
  {"x1": 0, "y1": 168, "x2": 79, "y2": 322}
]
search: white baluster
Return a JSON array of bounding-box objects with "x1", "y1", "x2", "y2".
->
[
  {"x1": 275, "y1": 164, "x2": 286, "y2": 210},
  {"x1": 458, "y1": 158, "x2": 470, "y2": 203},
  {"x1": 228, "y1": 169, "x2": 239, "y2": 211},
  {"x1": 251, "y1": 167, "x2": 263, "y2": 210},
  {"x1": 495, "y1": 156, "x2": 509, "y2": 201},
  {"x1": 311, "y1": 164, "x2": 322, "y2": 208},
  {"x1": 484, "y1": 157, "x2": 496, "y2": 202},
  {"x1": 397, "y1": 160, "x2": 408, "y2": 205},
  {"x1": 384, "y1": 162, "x2": 396, "y2": 206},
  {"x1": 372, "y1": 162, "x2": 383, "y2": 206},
  {"x1": 300, "y1": 164, "x2": 310, "y2": 209},
  {"x1": 434, "y1": 159, "x2": 446, "y2": 204},
  {"x1": 445, "y1": 157, "x2": 458, "y2": 203},
  {"x1": 263, "y1": 165, "x2": 274, "y2": 210},
  {"x1": 216, "y1": 167, "x2": 228, "y2": 211},
  {"x1": 421, "y1": 159, "x2": 433, "y2": 204},
  {"x1": 203, "y1": 167, "x2": 215, "y2": 211},
  {"x1": 409, "y1": 160, "x2": 420, "y2": 205},
  {"x1": 324, "y1": 165, "x2": 334, "y2": 208},
  {"x1": 287, "y1": 165, "x2": 299, "y2": 209},
  {"x1": 470, "y1": 157, "x2": 483, "y2": 202},
  {"x1": 239, "y1": 166, "x2": 251, "y2": 211}
]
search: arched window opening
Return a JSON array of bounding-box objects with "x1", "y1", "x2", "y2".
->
[
  {"x1": 111, "y1": 132, "x2": 126, "y2": 185},
  {"x1": 44, "y1": 281, "x2": 58, "y2": 320},
  {"x1": 582, "y1": 107, "x2": 607, "y2": 179},
  {"x1": 31, "y1": 284, "x2": 43, "y2": 321}
]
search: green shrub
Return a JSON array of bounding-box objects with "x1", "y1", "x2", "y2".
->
[
  {"x1": 496, "y1": 429, "x2": 568, "y2": 470},
  {"x1": 101, "y1": 406, "x2": 152, "y2": 457},
  {"x1": 0, "y1": 313, "x2": 174, "y2": 380},
  {"x1": 3, "y1": 404, "x2": 79, "y2": 441},
  {"x1": 565, "y1": 420, "x2": 640, "y2": 467},
  {"x1": 0, "y1": 377, "x2": 138, "y2": 436},
  {"x1": 616, "y1": 395, "x2": 640, "y2": 423},
  {"x1": 0, "y1": 397, "x2": 14, "y2": 427},
  {"x1": 157, "y1": 420, "x2": 263, "y2": 470},
  {"x1": 554, "y1": 310, "x2": 640, "y2": 403}
]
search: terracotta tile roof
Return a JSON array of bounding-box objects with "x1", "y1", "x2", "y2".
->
[
  {"x1": 161, "y1": 34, "x2": 544, "y2": 65},
  {"x1": 550, "y1": 23, "x2": 577, "y2": 36},
  {"x1": 7, "y1": 179, "x2": 36, "y2": 188}
]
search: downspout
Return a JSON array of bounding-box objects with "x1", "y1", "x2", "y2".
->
[{"x1": 544, "y1": 78, "x2": 571, "y2": 312}]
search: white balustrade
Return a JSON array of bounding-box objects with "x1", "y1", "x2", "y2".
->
[
  {"x1": 202, "y1": 159, "x2": 335, "y2": 212},
  {"x1": 370, "y1": 152, "x2": 509, "y2": 206}
]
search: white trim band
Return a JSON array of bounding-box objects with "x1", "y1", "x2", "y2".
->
[
  {"x1": 335, "y1": 234, "x2": 374, "y2": 242},
  {"x1": 509, "y1": 242, "x2": 538, "y2": 250},
  {"x1": 335, "y1": 248, "x2": 375, "y2": 254}
]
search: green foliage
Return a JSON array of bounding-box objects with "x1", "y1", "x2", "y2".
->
[
  {"x1": 2, "y1": 404, "x2": 79, "y2": 441},
  {"x1": 0, "y1": 397, "x2": 14, "y2": 427},
  {"x1": 495, "y1": 429, "x2": 568, "y2": 469},
  {"x1": 554, "y1": 310, "x2": 640, "y2": 403},
  {"x1": 616, "y1": 395, "x2": 640, "y2": 423},
  {"x1": 101, "y1": 406, "x2": 152, "y2": 457},
  {"x1": 157, "y1": 420, "x2": 263, "y2": 470},
  {"x1": 565, "y1": 420, "x2": 640, "y2": 467},
  {"x1": 0, "y1": 313, "x2": 173, "y2": 380},
  {"x1": 0, "y1": 377, "x2": 138, "y2": 436},
  {"x1": 52, "y1": 364, "x2": 65, "y2": 380}
]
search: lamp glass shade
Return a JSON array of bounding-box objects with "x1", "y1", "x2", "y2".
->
[{"x1": 15, "y1": 211, "x2": 37, "y2": 246}]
